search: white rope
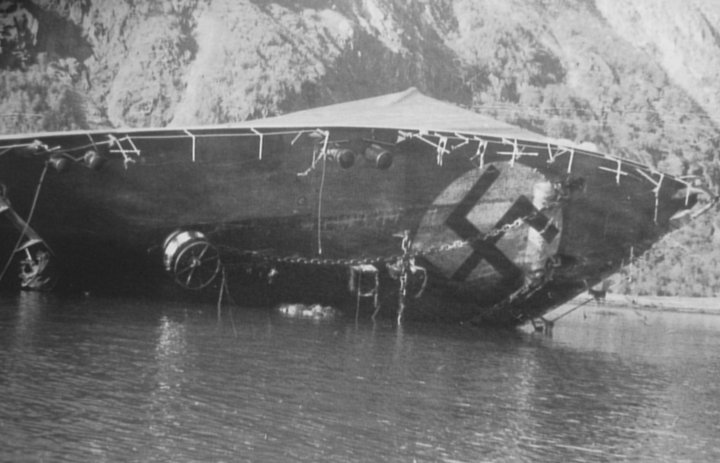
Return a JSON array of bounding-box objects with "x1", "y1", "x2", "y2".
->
[
  {"x1": 470, "y1": 138, "x2": 488, "y2": 168},
  {"x1": 452, "y1": 132, "x2": 471, "y2": 150},
  {"x1": 436, "y1": 136, "x2": 448, "y2": 166},
  {"x1": 316, "y1": 135, "x2": 329, "y2": 255},
  {"x1": 498, "y1": 138, "x2": 538, "y2": 167},
  {"x1": 635, "y1": 169, "x2": 665, "y2": 222},
  {"x1": 291, "y1": 131, "x2": 304, "y2": 145},
  {"x1": 108, "y1": 134, "x2": 141, "y2": 168},
  {"x1": 546, "y1": 143, "x2": 573, "y2": 164},
  {"x1": 184, "y1": 129, "x2": 196, "y2": 162},
  {"x1": 251, "y1": 128, "x2": 264, "y2": 160},
  {"x1": 598, "y1": 159, "x2": 629, "y2": 184}
]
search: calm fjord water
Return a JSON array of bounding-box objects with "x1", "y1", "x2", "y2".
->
[{"x1": 1, "y1": 292, "x2": 719, "y2": 462}]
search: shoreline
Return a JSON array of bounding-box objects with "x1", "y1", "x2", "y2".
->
[
  {"x1": 545, "y1": 293, "x2": 720, "y2": 320},
  {"x1": 598, "y1": 293, "x2": 720, "y2": 314}
]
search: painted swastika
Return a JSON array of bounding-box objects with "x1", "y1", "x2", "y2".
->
[
  {"x1": 444, "y1": 167, "x2": 559, "y2": 282},
  {"x1": 413, "y1": 163, "x2": 562, "y2": 283}
]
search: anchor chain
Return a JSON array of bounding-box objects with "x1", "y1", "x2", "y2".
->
[
  {"x1": 419, "y1": 216, "x2": 529, "y2": 257},
  {"x1": 216, "y1": 207, "x2": 553, "y2": 322},
  {"x1": 386, "y1": 230, "x2": 428, "y2": 323},
  {"x1": 222, "y1": 211, "x2": 541, "y2": 270},
  {"x1": 477, "y1": 254, "x2": 562, "y2": 324}
]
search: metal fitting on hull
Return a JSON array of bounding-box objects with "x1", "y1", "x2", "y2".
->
[{"x1": 163, "y1": 230, "x2": 221, "y2": 290}]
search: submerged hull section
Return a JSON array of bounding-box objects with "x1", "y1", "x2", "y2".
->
[{"x1": 0, "y1": 92, "x2": 705, "y2": 325}]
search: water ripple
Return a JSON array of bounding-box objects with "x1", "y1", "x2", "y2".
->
[{"x1": 2, "y1": 293, "x2": 720, "y2": 461}]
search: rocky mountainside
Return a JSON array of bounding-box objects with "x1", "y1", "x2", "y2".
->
[
  {"x1": 2, "y1": 0, "x2": 720, "y2": 296},
  {"x1": 597, "y1": 0, "x2": 720, "y2": 127}
]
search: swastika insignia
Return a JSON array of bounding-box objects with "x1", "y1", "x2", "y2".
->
[{"x1": 445, "y1": 165, "x2": 559, "y2": 281}]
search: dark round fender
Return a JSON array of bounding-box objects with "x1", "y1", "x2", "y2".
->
[
  {"x1": 331, "y1": 148, "x2": 356, "y2": 169},
  {"x1": 364, "y1": 144, "x2": 393, "y2": 170},
  {"x1": 83, "y1": 150, "x2": 106, "y2": 170},
  {"x1": 48, "y1": 155, "x2": 70, "y2": 172}
]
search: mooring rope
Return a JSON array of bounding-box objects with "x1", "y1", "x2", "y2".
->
[
  {"x1": 215, "y1": 267, "x2": 238, "y2": 337},
  {"x1": 316, "y1": 147, "x2": 328, "y2": 255},
  {"x1": 0, "y1": 162, "x2": 49, "y2": 284}
]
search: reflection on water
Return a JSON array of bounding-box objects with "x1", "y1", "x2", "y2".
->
[{"x1": 2, "y1": 292, "x2": 720, "y2": 462}]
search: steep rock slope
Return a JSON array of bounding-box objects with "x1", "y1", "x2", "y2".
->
[
  {"x1": 49, "y1": 0, "x2": 466, "y2": 127},
  {"x1": 596, "y1": 0, "x2": 720, "y2": 126},
  {"x1": 445, "y1": 0, "x2": 717, "y2": 171},
  {"x1": 169, "y1": 0, "x2": 465, "y2": 125}
]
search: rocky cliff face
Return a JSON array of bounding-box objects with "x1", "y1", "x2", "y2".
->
[
  {"x1": 3, "y1": 0, "x2": 720, "y2": 295},
  {"x1": 17, "y1": 0, "x2": 466, "y2": 127},
  {"x1": 596, "y1": 0, "x2": 720, "y2": 125},
  {"x1": 4, "y1": 1, "x2": 720, "y2": 132}
]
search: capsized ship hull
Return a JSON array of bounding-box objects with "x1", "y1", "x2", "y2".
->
[{"x1": 0, "y1": 89, "x2": 709, "y2": 325}]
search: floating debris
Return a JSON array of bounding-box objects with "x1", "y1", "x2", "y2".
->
[{"x1": 277, "y1": 303, "x2": 338, "y2": 320}]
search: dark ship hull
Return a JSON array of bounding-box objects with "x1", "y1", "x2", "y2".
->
[{"x1": 0, "y1": 89, "x2": 709, "y2": 325}]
